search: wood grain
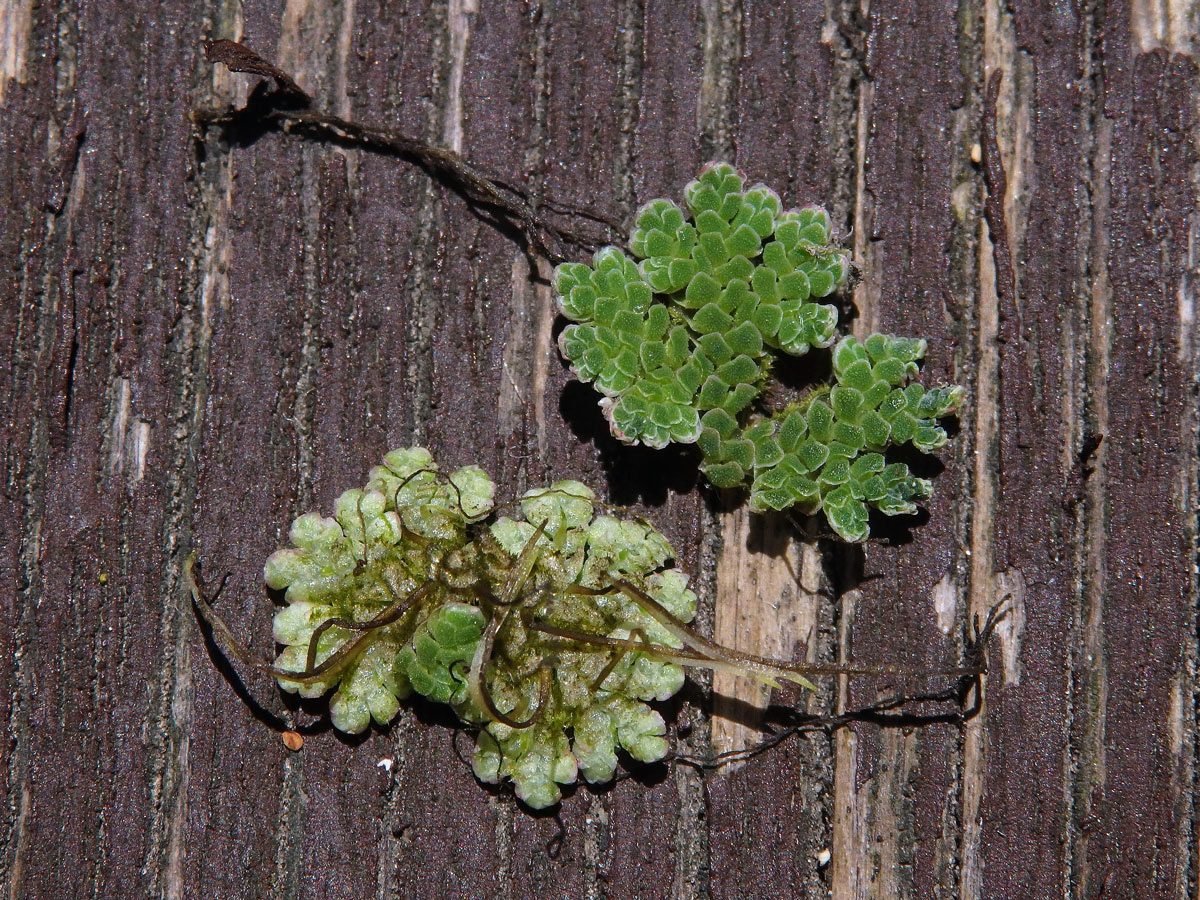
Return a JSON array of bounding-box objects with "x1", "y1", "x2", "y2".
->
[{"x1": 1, "y1": 2, "x2": 1196, "y2": 898}]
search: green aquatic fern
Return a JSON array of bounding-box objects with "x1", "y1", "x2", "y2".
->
[
  {"x1": 555, "y1": 162, "x2": 962, "y2": 541},
  {"x1": 190, "y1": 48, "x2": 991, "y2": 814},
  {"x1": 238, "y1": 447, "x2": 817, "y2": 809},
  {"x1": 190, "y1": 171, "x2": 968, "y2": 808}
]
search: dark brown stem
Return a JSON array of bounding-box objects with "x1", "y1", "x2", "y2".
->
[
  {"x1": 563, "y1": 579, "x2": 997, "y2": 682},
  {"x1": 187, "y1": 553, "x2": 428, "y2": 686},
  {"x1": 197, "y1": 39, "x2": 624, "y2": 265}
]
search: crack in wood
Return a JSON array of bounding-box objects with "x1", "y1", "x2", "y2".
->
[{"x1": 0, "y1": 0, "x2": 34, "y2": 106}]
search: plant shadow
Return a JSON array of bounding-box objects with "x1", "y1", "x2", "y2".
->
[{"x1": 557, "y1": 379, "x2": 701, "y2": 508}]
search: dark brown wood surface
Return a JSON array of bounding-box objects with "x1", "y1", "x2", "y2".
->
[{"x1": 2, "y1": 2, "x2": 1197, "y2": 898}]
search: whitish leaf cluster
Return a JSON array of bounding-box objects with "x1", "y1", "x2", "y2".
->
[{"x1": 263, "y1": 448, "x2": 699, "y2": 808}]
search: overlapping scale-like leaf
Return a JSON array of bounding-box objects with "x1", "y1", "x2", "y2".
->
[
  {"x1": 264, "y1": 450, "x2": 698, "y2": 808},
  {"x1": 557, "y1": 163, "x2": 849, "y2": 452},
  {"x1": 557, "y1": 249, "x2": 706, "y2": 448},
  {"x1": 746, "y1": 334, "x2": 963, "y2": 540},
  {"x1": 553, "y1": 162, "x2": 961, "y2": 540}
]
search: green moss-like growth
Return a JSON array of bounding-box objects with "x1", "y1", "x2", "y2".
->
[
  {"x1": 262, "y1": 448, "x2": 710, "y2": 808},
  {"x1": 555, "y1": 162, "x2": 962, "y2": 541}
]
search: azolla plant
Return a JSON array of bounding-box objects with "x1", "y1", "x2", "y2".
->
[
  {"x1": 190, "y1": 166, "x2": 977, "y2": 810},
  {"x1": 554, "y1": 162, "x2": 964, "y2": 541},
  {"x1": 191, "y1": 448, "x2": 816, "y2": 809}
]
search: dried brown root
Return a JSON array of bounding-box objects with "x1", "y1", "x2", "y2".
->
[
  {"x1": 588, "y1": 626, "x2": 649, "y2": 692},
  {"x1": 186, "y1": 552, "x2": 428, "y2": 687},
  {"x1": 197, "y1": 39, "x2": 623, "y2": 266},
  {"x1": 656, "y1": 599, "x2": 1008, "y2": 774},
  {"x1": 552, "y1": 579, "x2": 996, "y2": 691},
  {"x1": 467, "y1": 521, "x2": 551, "y2": 729}
]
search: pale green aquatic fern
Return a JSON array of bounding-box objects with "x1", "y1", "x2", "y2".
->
[{"x1": 252, "y1": 447, "x2": 806, "y2": 809}]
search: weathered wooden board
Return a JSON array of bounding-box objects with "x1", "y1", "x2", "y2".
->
[{"x1": 1, "y1": 1, "x2": 1197, "y2": 898}]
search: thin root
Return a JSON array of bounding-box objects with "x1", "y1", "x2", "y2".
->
[
  {"x1": 466, "y1": 522, "x2": 552, "y2": 729},
  {"x1": 197, "y1": 40, "x2": 622, "y2": 266},
  {"x1": 186, "y1": 552, "x2": 427, "y2": 687}
]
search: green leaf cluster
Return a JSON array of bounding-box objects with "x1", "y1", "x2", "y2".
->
[
  {"x1": 740, "y1": 335, "x2": 964, "y2": 541},
  {"x1": 556, "y1": 162, "x2": 845, "y2": 451},
  {"x1": 553, "y1": 162, "x2": 963, "y2": 540},
  {"x1": 263, "y1": 448, "x2": 698, "y2": 808}
]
